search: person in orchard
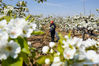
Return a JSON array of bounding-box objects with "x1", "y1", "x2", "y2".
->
[{"x1": 50, "y1": 20, "x2": 56, "y2": 42}]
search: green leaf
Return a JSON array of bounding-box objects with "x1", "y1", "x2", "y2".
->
[
  {"x1": 19, "y1": 52, "x2": 29, "y2": 64},
  {"x1": 25, "y1": 15, "x2": 31, "y2": 21},
  {"x1": 37, "y1": 55, "x2": 54, "y2": 64},
  {"x1": 37, "y1": 56, "x2": 46, "y2": 64},
  {"x1": 58, "y1": 33, "x2": 63, "y2": 39},
  {"x1": 58, "y1": 33, "x2": 65, "y2": 40},
  {"x1": 69, "y1": 44, "x2": 73, "y2": 49},
  {"x1": 4, "y1": 16, "x2": 12, "y2": 22},
  {"x1": 31, "y1": 52, "x2": 36, "y2": 58},
  {"x1": 57, "y1": 43, "x2": 64, "y2": 55},
  {"x1": 46, "y1": 55, "x2": 54, "y2": 63},
  {"x1": 0, "y1": 16, "x2": 12, "y2": 22},
  {"x1": 60, "y1": 55, "x2": 65, "y2": 62},
  {"x1": 2, "y1": 57, "x2": 23, "y2": 66},
  {"x1": 31, "y1": 30, "x2": 44, "y2": 35},
  {"x1": 0, "y1": 17, "x2": 4, "y2": 21},
  {"x1": 16, "y1": 36, "x2": 30, "y2": 54},
  {"x1": 29, "y1": 18, "x2": 34, "y2": 23},
  {"x1": 14, "y1": 14, "x2": 17, "y2": 19},
  {"x1": 68, "y1": 32, "x2": 71, "y2": 39},
  {"x1": 58, "y1": 39, "x2": 63, "y2": 45}
]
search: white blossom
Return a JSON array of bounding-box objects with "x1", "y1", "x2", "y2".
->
[
  {"x1": 7, "y1": 26, "x2": 23, "y2": 38},
  {"x1": 63, "y1": 47, "x2": 76, "y2": 59},
  {"x1": 85, "y1": 50, "x2": 99, "y2": 63},
  {"x1": 42, "y1": 46, "x2": 49, "y2": 53},
  {"x1": 28, "y1": 41, "x2": 32, "y2": 46},
  {"x1": 71, "y1": 37, "x2": 81, "y2": 45},
  {"x1": 62, "y1": 40, "x2": 69, "y2": 48},
  {"x1": 53, "y1": 57, "x2": 60, "y2": 63},
  {"x1": 64, "y1": 35, "x2": 69, "y2": 39},
  {"x1": 0, "y1": 20, "x2": 7, "y2": 30},
  {"x1": 57, "y1": 52, "x2": 60, "y2": 56},
  {"x1": 45, "y1": 58, "x2": 50, "y2": 64},
  {"x1": 49, "y1": 42, "x2": 56, "y2": 48},
  {"x1": 0, "y1": 40, "x2": 21, "y2": 60},
  {"x1": 0, "y1": 31, "x2": 8, "y2": 48},
  {"x1": 23, "y1": 28, "x2": 33, "y2": 37},
  {"x1": 51, "y1": 62, "x2": 64, "y2": 66},
  {"x1": 0, "y1": 31, "x2": 8, "y2": 41},
  {"x1": 78, "y1": 49, "x2": 86, "y2": 60},
  {"x1": 29, "y1": 23, "x2": 37, "y2": 30},
  {"x1": 50, "y1": 49, "x2": 54, "y2": 53}
]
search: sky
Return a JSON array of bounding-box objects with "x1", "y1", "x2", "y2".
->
[{"x1": 3, "y1": 0, "x2": 99, "y2": 17}]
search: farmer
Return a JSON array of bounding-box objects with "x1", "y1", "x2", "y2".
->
[{"x1": 50, "y1": 20, "x2": 56, "y2": 42}]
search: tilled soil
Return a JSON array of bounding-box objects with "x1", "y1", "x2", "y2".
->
[{"x1": 27, "y1": 32, "x2": 51, "y2": 49}]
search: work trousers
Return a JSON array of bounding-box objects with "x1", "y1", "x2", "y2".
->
[{"x1": 50, "y1": 32, "x2": 55, "y2": 42}]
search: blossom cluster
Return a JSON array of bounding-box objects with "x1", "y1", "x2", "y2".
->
[
  {"x1": 42, "y1": 35, "x2": 99, "y2": 66},
  {"x1": 0, "y1": 17, "x2": 37, "y2": 60},
  {"x1": 62, "y1": 35, "x2": 99, "y2": 62},
  {"x1": 60, "y1": 15, "x2": 98, "y2": 31},
  {"x1": 42, "y1": 42, "x2": 56, "y2": 54}
]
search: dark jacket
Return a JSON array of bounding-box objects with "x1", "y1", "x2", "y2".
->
[{"x1": 50, "y1": 23, "x2": 56, "y2": 33}]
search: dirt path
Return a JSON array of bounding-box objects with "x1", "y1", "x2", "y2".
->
[{"x1": 28, "y1": 33, "x2": 51, "y2": 49}]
